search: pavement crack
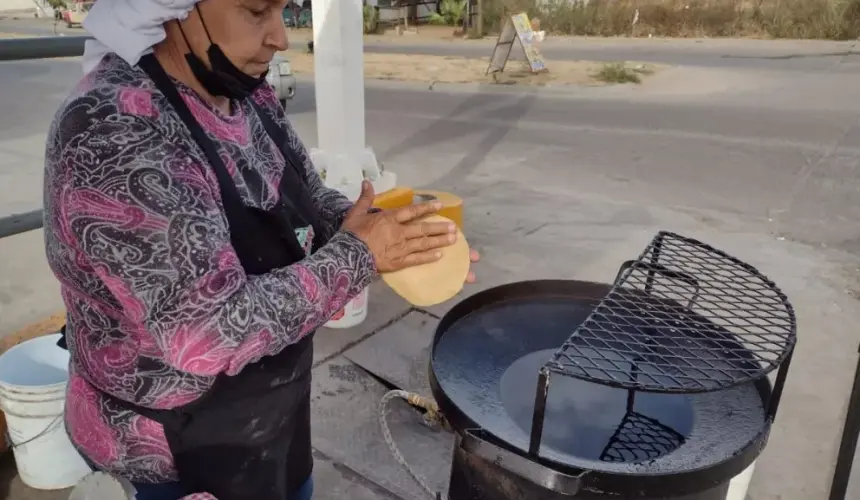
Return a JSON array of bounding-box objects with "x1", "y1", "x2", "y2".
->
[
  {"x1": 312, "y1": 448, "x2": 407, "y2": 500},
  {"x1": 413, "y1": 307, "x2": 441, "y2": 320},
  {"x1": 312, "y1": 307, "x2": 414, "y2": 369},
  {"x1": 721, "y1": 51, "x2": 860, "y2": 60},
  {"x1": 354, "y1": 364, "x2": 403, "y2": 392},
  {"x1": 523, "y1": 222, "x2": 549, "y2": 236},
  {"x1": 774, "y1": 113, "x2": 860, "y2": 233}
]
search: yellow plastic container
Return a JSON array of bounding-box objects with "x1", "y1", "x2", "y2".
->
[{"x1": 372, "y1": 187, "x2": 415, "y2": 211}]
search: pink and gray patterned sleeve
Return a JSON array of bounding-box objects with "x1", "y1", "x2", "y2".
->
[{"x1": 58, "y1": 121, "x2": 375, "y2": 378}]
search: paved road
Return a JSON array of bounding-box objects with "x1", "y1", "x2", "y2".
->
[
  {"x1": 3, "y1": 54, "x2": 859, "y2": 239},
  {"x1": 0, "y1": 37, "x2": 859, "y2": 500},
  {"x1": 2, "y1": 16, "x2": 860, "y2": 72}
]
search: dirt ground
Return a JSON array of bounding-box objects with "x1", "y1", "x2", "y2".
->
[
  {"x1": 283, "y1": 50, "x2": 661, "y2": 86},
  {"x1": 283, "y1": 25, "x2": 661, "y2": 86},
  {"x1": 288, "y1": 25, "x2": 490, "y2": 45},
  {"x1": 0, "y1": 20, "x2": 659, "y2": 87}
]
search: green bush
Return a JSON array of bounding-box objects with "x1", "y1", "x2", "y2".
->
[
  {"x1": 430, "y1": 0, "x2": 468, "y2": 25},
  {"x1": 363, "y1": 4, "x2": 380, "y2": 34}
]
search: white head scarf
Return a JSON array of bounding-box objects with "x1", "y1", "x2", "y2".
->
[{"x1": 81, "y1": 0, "x2": 201, "y2": 74}]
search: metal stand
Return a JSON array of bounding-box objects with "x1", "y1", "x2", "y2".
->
[
  {"x1": 829, "y1": 342, "x2": 860, "y2": 500},
  {"x1": 528, "y1": 231, "x2": 797, "y2": 459}
]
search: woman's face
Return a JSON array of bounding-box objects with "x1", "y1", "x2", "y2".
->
[{"x1": 185, "y1": 0, "x2": 290, "y2": 77}]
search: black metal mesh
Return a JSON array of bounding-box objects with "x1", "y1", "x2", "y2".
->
[
  {"x1": 599, "y1": 412, "x2": 686, "y2": 463},
  {"x1": 544, "y1": 231, "x2": 797, "y2": 393}
]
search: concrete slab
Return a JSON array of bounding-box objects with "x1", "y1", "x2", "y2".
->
[
  {"x1": 344, "y1": 310, "x2": 438, "y2": 395},
  {"x1": 312, "y1": 449, "x2": 405, "y2": 500},
  {"x1": 0, "y1": 451, "x2": 70, "y2": 500},
  {"x1": 313, "y1": 280, "x2": 412, "y2": 367},
  {"x1": 0, "y1": 441, "x2": 411, "y2": 500},
  {"x1": 311, "y1": 356, "x2": 453, "y2": 500},
  {"x1": 416, "y1": 181, "x2": 656, "y2": 319},
  {"x1": 0, "y1": 230, "x2": 63, "y2": 338}
]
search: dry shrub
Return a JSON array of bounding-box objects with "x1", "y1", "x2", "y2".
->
[{"x1": 481, "y1": 0, "x2": 860, "y2": 39}]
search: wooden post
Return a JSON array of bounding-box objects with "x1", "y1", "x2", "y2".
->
[
  {"x1": 476, "y1": 0, "x2": 483, "y2": 37},
  {"x1": 472, "y1": 0, "x2": 484, "y2": 38}
]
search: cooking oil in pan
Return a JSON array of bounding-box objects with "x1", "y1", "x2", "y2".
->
[{"x1": 500, "y1": 349, "x2": 695, "y2": 462}]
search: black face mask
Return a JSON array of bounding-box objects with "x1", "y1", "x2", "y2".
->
[{"x1": 179, "y1": 6, "x2": 268, "y2": 100}]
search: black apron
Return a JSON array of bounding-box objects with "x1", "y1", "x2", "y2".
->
[{"x1": 60, "y1": 54, "x2": 325, "y2": 500}]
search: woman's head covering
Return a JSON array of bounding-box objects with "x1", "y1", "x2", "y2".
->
[{"x1": 82, "y1": 0, "x2": 200, "y2": 74}]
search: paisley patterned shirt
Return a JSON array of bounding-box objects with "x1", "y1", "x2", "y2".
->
[{"x1": 43, "y1": 53, "x2": 375, "y2": 483}]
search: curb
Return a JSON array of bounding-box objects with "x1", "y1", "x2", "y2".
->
[
  {"x1": 3, "y1": 312, "x2": 66, "y2": 348},
  {"x1": 291, "y1": 73, "x2": 626, "y2": 99}
]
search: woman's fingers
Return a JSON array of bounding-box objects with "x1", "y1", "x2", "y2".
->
[
  {"x1": 392, "y1": 201, "x2": 442, "y2": 224},
  {"x1": 401, "y1": 220, "x2": 456, "y2": 240},
  {"x1": 403, "y1": 233, "x2": 455, "y2": 255},
  {"x1": 399, "y1": 249, "x2": 444, "y2": 268},
  {"x1": 466, "y1": 250, "x2": 479, "y2": 283}
]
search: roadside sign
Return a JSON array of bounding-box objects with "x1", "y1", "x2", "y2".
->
[{"x1": 486, "y1": 12, "x2": 547, "y2": 75}]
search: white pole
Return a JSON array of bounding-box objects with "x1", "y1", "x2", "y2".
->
[
  {"x1": 309, "y1": 0, "x2": 394, "y2": 328},
  {"x1": 311, "y1": 0, "x2": 365, "y2": 159},
  {"x1": 309, "y1": 0, "x2": 395, "y2": 203}
]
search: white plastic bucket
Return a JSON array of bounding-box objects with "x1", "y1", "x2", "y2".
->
[
  {"x1": 725, "y1": 461, "x2": 756, "y2": 500},
  {"x1": 0, "y1": 333, "x2": 91, "y2": 490},
  {"x1": 325, "y1": 287, "x2": 369, "y2": 329}
]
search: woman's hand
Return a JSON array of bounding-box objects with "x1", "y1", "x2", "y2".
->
[
  {"x1": 466, "y1": 248, "x2": 480, "y2": 284},
  {"x1": 342, "y1": 181, "x2": 458, "y2": 273}
]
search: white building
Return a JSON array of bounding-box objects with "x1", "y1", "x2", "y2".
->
[{"x1": 365, "y1": 0, "x2": 438, "y2": 24}]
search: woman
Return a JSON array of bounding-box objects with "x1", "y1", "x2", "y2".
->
[{"x1": 43, "y1": 0, "x2": 478, "y2": 498}]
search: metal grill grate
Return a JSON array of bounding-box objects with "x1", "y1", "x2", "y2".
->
[
  {"x1": 544, "y1": 231, "x2": 797, "y2": 393},
  {"x1": 599, "y1": 412, "x2": 686, "y2": 463}
]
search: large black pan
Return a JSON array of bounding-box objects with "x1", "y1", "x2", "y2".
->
[{"x1": 428, "y1": 280, "x2": 771, "y2": 498}]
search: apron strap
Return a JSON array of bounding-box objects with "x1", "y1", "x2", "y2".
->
[
  {"x1": 248, "y1": 100, "x2": 324, "y2": 241},
  {"x1": 137, "y1": 55, "x2": 245, "y2": 213},
  {"x1": 57, "y1": 324, "x2": 67, "y2": 350},
  {"x1": 137, "y1": 54, "x2": 309, "y2": 259}
]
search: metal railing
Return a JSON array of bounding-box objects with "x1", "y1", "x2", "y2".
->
[
  {"x1": 0, "y1": 35, "x2": 90, "y2": 239},
  {"x1": 0, "y1": 35, "x2": 88, "y2": 61},
  {"x1": 0, "y1": 210, "x2": 44, "y2": 239}
]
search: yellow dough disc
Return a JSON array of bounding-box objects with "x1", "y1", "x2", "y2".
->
[{"x1": 381, "y1": 215, "x2": 471, "y2": 307}]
